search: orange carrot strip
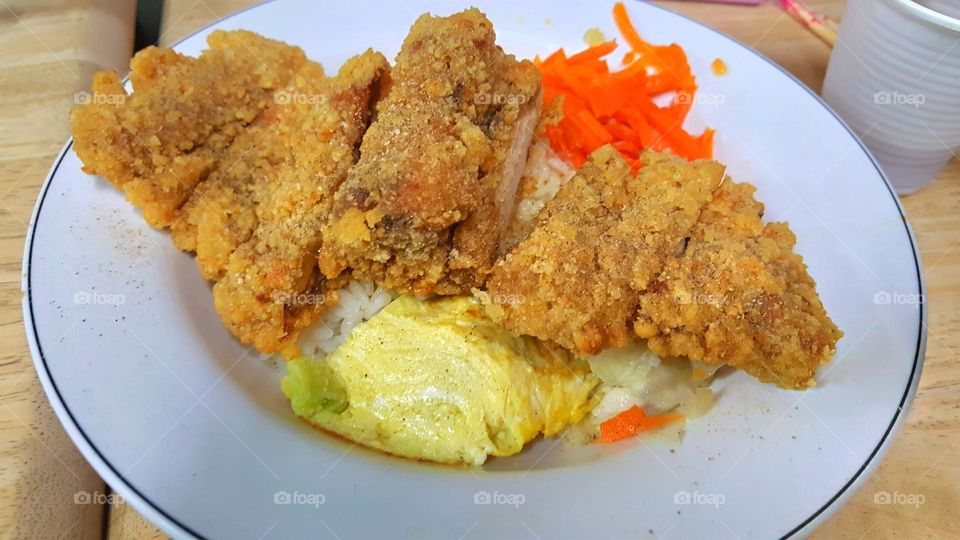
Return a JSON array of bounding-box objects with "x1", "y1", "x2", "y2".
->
[
  {"x1": 697, "y1": 128, "x2": 716, "y2": 159},
  {"x1": 643, "y1": 72, "x2": 683, "y2": 95},
  {"x1": 554, "y1": 66, "x2": 591, "y2": 98},
  {"x1": 614, "y1": 108, "x2": 658, "y2": 149},
  {"x1": 668, "y1": 92, "x2": 694, "y2": 124},
  {"x1": 612, "y1": 140, "x2": 641, "y2": 157},
  {"x1": 610, "y1": 62, "x2": 649, "y2": 89},
  {"x1": 656, "y1": 43, "x2": 692, "y2": 78},
  {"x1": 569, "y1": 63, "x2": 608, "y2": 82},
  {"x1": 578, "y1": 110, "x2": 614, "y2": 144},
  {"x1": 586, "y1": 82, "x2": 629, "y2": 118},
  {"x1": 623, "y1": 155, "x2": 643, "y2": 172},
  {"x1": 549, "y1": 123, "x2": 589, "y2": 167},
  {"x1": 605, "y1": 122, "x2": 640, "y2": 145},
  {"x1": 540, "y1": 48, "x2": 567, "y2": 68},
  {"x1": 568, "y1": 40, "x2": 618, "y2": 65},
  {"x1": 633, "y1": 95, "x2": 701, "y2": 159},
  {"x1": 535, "y1": 1, "x2": 715, "y2": 167},
  {"x1": 613, "y1": 2, "x2": 670, "y2": 74},
  {"x1": 599, "y1": 406, "x2": 684, "y2": 443},
  {"x1": 566, "y1": 110, "x2": 611, "y2": 149}
]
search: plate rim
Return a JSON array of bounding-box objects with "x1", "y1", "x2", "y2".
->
[{"x1": 20, "y1": 1, "x2": 927, "y2": 538}]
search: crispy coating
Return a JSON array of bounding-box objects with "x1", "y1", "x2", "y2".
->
[
  {"x1": 213, "y1": 51, "x2": 389, "y2": 358},
  {"x1": 633, "y1": 181, "x2": 843, "y2": 389},
  {"x1": 484, "y1": 147, "x2": 723, "y2": 354},
  {"x1": 70, "y1": 31, "x2": 307, "y2": 227},
  {"x1": 170, "y1": 63, "x2": 327, "y2": 280},
  {"x1": 69, "y1": 14, "x2": 841, "y2": 387},
  {"x1": 319, "y1": 9, "x2": 541, "y2": 295}
]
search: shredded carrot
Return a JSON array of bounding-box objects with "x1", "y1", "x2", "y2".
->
[
  {"x1": 568, "y1": 40, "x2": 618, "y2": 65},
  {"x1": 535, "y1": 2, "x2": 715, "y2": 167},
  {"x1": 599, "y1": 406, "x2": 684, "y2": 443}
]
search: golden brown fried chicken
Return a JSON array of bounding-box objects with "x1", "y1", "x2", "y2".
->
[
  {"x1": 483, "y1": 147, "x2": 723, "y2": 355},
  {"x1": 319, "y1": 9, "x2": 542, "y2": 295},
  {"x1": 170, "y1": 63, "x2": 326, "y2": 280},
  {"x1": 168, "y1": 114, "x2": 285, "y2": 280},
  {"x1": 633, "y1": 181, "x2": 843, "y2": 389},
  {"x1": 213, "y1": 51, "x2": 389, "y2": 358},
  {"x1": 70, "y1": 31, "x2": 307, "y2": 227}
]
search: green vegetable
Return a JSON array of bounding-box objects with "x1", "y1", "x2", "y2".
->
[{"x1": 282, "y1": 357, "x2": 349, "y2": 414}]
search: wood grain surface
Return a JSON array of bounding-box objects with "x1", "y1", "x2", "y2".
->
[
  {"x1": 0, "y1": 1, "x2": 955, "y2": 538},
  {"x1": 0, "y1": 2, "x2": 135, "y2": 539}
]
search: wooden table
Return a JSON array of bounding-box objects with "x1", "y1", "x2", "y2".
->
[{"x1": 0, "y1": 1, "x2": 956, "y2": 538}]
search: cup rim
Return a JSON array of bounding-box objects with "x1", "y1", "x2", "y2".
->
[{"x1": 888, "y1": 0, "x2": 960, "y2": 32}]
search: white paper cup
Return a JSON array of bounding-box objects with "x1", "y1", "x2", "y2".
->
[
  {"x1": 822, "y1": 0, "x2": 960, "y2": 194},
  {"x1": 918, "y1": 0, "x2": 960, "y2": 20}
]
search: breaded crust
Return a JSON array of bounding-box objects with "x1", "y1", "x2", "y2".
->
[
  {"x1": 169, "y1": 60, "x2": 340, "y2": 281},
  {"x1": 484, "y1": 146, "x2": 723, "y2": 354},
  {"x1": 633, "y1": 181, "x2": 843, "y2": 389},
  {"x1": 70, "y1": 31, "x2": 307, "y2": 227},
  {"x1": 212, "y1": 51, "x2": 390, "y2": 358},
  {"x1": 319, "y1": 9, "x2": 541, "y2": 295}
]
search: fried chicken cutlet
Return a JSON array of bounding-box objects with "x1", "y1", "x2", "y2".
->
[
  {"x1": 213, "y1": 51, "x2": 390, "y2": 358},
  {"x1": 70, "y1": 31, "x2": 307, "y2": 227},
  {"x1": 483, "y1": 147, "x2": 724, "y2": 354},
  {"x1": 169, "y1": 61, "x2": 332, "y2": 280},
  {"x1": 168, "y1": 106, "x2": 289, "y2": 280},
  {"x1": 633, "y1": 181, "x2": 843, "y2": 389},
  {"x1": 319, "y1": 9, "x2": 542, "y2": 295}
]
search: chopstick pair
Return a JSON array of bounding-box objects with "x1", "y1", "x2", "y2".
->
[
  {"x1": 668, "y1": 0, "x2": 838, "y2": 48},
  {"x1": 778, "y1": 0, "x2": 839, "y2": 47}
]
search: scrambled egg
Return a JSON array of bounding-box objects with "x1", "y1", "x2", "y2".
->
[{"x1": 281, "y1": 295, "x2": 599, "y2": 465}]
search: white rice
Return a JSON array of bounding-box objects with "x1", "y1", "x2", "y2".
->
[
  {"x1": 299, "y1": 280, "x2": 395, "y2": 357},
  {"x1": 514, "y1": 138, "x2": 576, "y2": 224},
  {"x1": 497, "y1": 138, "x2": 576, "y2": 251}
]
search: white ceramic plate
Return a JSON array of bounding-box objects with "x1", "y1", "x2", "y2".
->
[{"x1": 23, "y1": 1, "x2": 925, "y2": 538}]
